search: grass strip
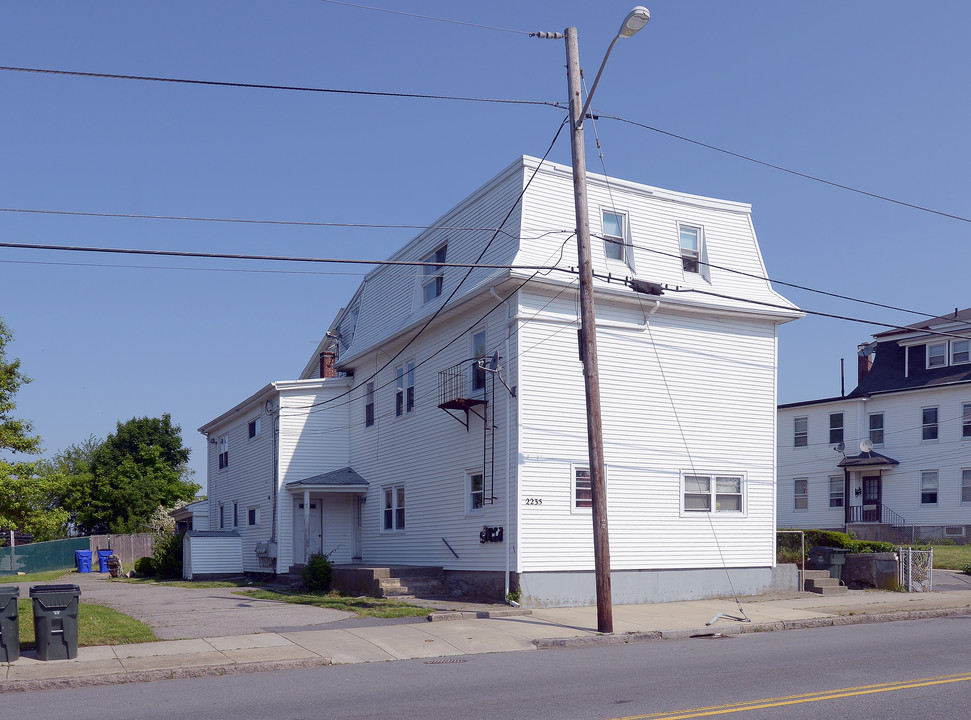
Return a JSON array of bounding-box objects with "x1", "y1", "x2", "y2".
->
[
  {"x1": 235, "y1": 588, "x2": 429, "y2": 618},
  {"x1": 16, "y1": 599, "x2": 156, "y2": 650}
]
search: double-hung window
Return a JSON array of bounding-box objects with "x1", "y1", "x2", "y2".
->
[
  {"x1": 421, "y1": 245, "x2": 447, "y2": 304},
  {"x1": 922, "y1": 407, "x2": 939, "y2": 441},
  {"x1": 395, "y1": 362, "x2": 415, "y2": 417},
  {"x1": 217, "y1": 435, "x2": 229, "y2": 470},
  {"x1": 794, "y1": 417, "x2": 808, "y2": 447},
  {"x1": 602, "y1": 210, "x2": 627, "y2": 262},
  {"x1": 952, "y1": 339, "x2": 970, "y2": 365},
  {"x1": 471, "y1": 330, "x2": 487, "y2": 392},
  {"x1": 829, "y1": 413, "x2": 844, "y2": 445},
  {"x1": 962, "y1": 469, "x2": 971, "y2": 503},
  {"x1": 829, "y1": 476, "x2": 844, "y2": 508},
  {"x1": 920, "y1": 471, "x2": 938, "y2": 505},
  {"x1": 365, "y1": 381, "x2": 375, "y2": 427},
  {"x1": 794, "y1": 478, "x2": 808, "y2": 511},
  {"x1": 868, "y1": 413, "x2": 884, "y2": 445},
  {"x1": 964, "y1": 403, "x2": 971, "y2": 439},
  {"x1": 679, "y1": 226, "x2": 701, "y2": 274},
  {"x1": 927, "y1": 342, "x2": 947, "y2": 368},
  {"x1": 468, "y1": 472, "x2": 484, "y2": 514},
  {"x1": 383, "y1": 485, "x2": 405, "y2": 531},
  {"x1": 684, "y1": 474, "x2": 744, "y2": 513},
  {"x1": 574, "y1": 466, "x2": 592, "y2": 510}
]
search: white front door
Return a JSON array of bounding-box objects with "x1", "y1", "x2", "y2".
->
[{"x1": 293, "y1": 498, "x2": 322, "y2": 564}]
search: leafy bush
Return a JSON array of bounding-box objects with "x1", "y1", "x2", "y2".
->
[
  {"x1": 302, "y1": 552, "x2": 332, "y2": 593},
  {"x1": 133, "y1": 556, "x2": 155, "y2": 577},
  {"x1": 962, "y1": 562, "x2": 971, "y2": 576},
  {"x1": 777, "y1": 529, "x2": 895, "y2": 563},
  {"x1": 151, "y1": 531, "x2": 185, "y2": 579}
]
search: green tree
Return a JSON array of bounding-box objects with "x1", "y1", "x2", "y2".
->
[
  {"x1": 0, "y1": 318, "x2": 70, "y2": 540},
  {"x1": 63, "y1": 414, "x2": 199, "y2": 535}
]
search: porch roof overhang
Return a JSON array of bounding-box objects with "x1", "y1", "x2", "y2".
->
[
  {"x1": 837, "y1": 451, "x2": 900, "y2": 468},
  {"x1": 285, "y1": 466, "x2": 368, "y2": 493}
]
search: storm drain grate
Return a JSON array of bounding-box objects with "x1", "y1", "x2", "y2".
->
[{"x1": 424, "y1": 658, "x2": 469, "y2": 664}]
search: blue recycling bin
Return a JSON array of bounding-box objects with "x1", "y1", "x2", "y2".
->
[
  {"x1": 75, "y1": 550, "x2": 92, "y2": 573},
  {"x1": 97, "y1": 549, "x2": 114, "y2": 573}
]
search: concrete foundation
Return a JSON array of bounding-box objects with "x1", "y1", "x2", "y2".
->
[{"x1": 518, "y1": 565, "x2": 798, "y2": 608}]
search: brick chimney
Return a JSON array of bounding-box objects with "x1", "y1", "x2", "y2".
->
[
  {"x1": 857, "y1": 343, "x2": 874, "y2": 383},
  {"x1": 320, "y1": 350, "x2": 337, "y2": 379}
]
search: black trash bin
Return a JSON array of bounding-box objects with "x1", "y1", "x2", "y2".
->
[
  {"x1": 808, "y1": 546, "x2": 849, "y2": 580},
  {"x1": 29, "y1": 584, "x2": 81, "y2": 661},
  {"x1": 0, "y1": 585, "x2": 19, "y2": 663}
]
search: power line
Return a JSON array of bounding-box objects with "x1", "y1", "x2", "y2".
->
[
  {"x1": 595, "y1": 233, "x2": 942, "y2": 320},
  {"x1": 317, "y1": 0, "x2": 531, "y2": 35},
  {"x1": 597, "y1": 111, "x2": 971, "y2": 225},
  {"x1": 0, "y1": 240, "x2": 573, "y2": 274},
  {"x1": 0, "y1": 66, "x2": 556, "y2": 108}
]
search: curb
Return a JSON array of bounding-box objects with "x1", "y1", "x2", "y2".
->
[
  {"x1": 427, "y1": 608, "x2": 533, "y2": 622},
  {"x1": 532, "y1": 606, "x2": 971, "y2": 648},
  {"x1": 0, "y1": 657, "x2": 332, "y2": 694}
]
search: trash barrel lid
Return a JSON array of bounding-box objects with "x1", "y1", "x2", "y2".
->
[{"x1": 29, "y1": 584, "x2": 81, "y2": 594}]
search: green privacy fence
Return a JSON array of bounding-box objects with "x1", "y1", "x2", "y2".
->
[{"x1": 0, "y1": 537, "x2": 90, "y2": 575}]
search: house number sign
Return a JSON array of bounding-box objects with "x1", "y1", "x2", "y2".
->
[{"x1": 480, "y1": 526, "x2": 503, "y2": 543}]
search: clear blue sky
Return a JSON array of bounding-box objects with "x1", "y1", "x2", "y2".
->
[{"x1": 2, "y1": 1, "x2": 968, "y2": 490}]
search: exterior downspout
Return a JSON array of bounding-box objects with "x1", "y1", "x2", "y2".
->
[{"x1": 492, "y1": 286, "x2": 517, "y2": 606}]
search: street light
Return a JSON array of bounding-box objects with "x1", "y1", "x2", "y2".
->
[
  {"x1": 564, "y1": 8, "x2": 649, "y2": 634},
  {"x1": 576, "y1": 7, "x2": 650, "y2": 129}
]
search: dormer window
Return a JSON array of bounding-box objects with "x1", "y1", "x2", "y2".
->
[
  {"x1": 421, "y1": 245, "x2": 447, "y2": 304},
  {"x1": 927, "y1": 342, "x2": 946, "y2": 368},
  {"x1": 679, "y1": 226, "x2": 701, "y2": 274},
  {"x1": 952, "y1": 339, "x2": 970, "y2": 365},
  {"x1": 602, "y1": 210, "x2": 627, "y2": 262}
]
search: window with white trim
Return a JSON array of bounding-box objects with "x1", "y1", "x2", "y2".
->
[
  {"x1": 219, "y1": 503, "x2": 226, "y2": 529},
  {"x1": 920, "y1": 471, "x2": 938, "y2": 505},
  {"x1": 794, "y1": 478, "x2": 808, "y2": 511},
  {"x1": 471, "y1": 330, "x2": 487, "y2": 392},
  {"x1": 964, "y1": 403, "x2": 971, "y2": 439},
  {"x1": 829, "y1": 476, "x2": 844, "y2": 508},
  {"x1": 365, "y1": 381, "x2": 375, "y2": 427},
  {"x1": 868, "y1": 413, "x2": 884, "y2": 445},
  {"x1": 793, "y1": 416, "x2": 808, "y2": 447},
  {"x1": 395, "y1": 361, "x2": 415, "y2": 417},
  {"x1": 421, "y1": 245, "x2": 447, "y2": 304},
  {"x1": 602, "y1": 210, "x2": 627, "y2": 262},
  {"x1": 468, "y1": 472, "x2": 484, "y2": 514},
  {"x1": 921, "y1": 407, "x2": 939, "y2": 441},
  {"x1": 952, "y1": 339, "x2": 970, "y2": 365},
  {"x1": 684, "y1": 474, "x2": 744, "y2": 513},
  {"x1": 218, "y1": 435, "x2": 229, "y2": 470},
  {"x1": 829, "y1": 413, "x2": 844, "y2": 445},
  {"x1": 383, "y1": 485, "x2": 405, "y2": 531},
  {"x1": 679, "y1": 226, "x2": 701, "y2": 274},
  {"x1": 233, "y1": 501, "x2": 239, "y2": 528},
  {"x1": 927, "y1": 342, "x2": 947, "y2": 368},
  {"x1": 962, "y1": 469, "x2": 971, "y2": 503},
  {"x1": 247, "y1": 506, "x2": 260, "y2": 526},
  {"x1": 574, "y1": 466, "x2": 592, "y2": 510},
  {"x1": 248, "y1": 417, "x2": 261, "y2": 439}
]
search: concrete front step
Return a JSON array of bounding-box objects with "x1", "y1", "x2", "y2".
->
[
  {"x1": 331, "y1": 565, "x2": 448, "y2": 598},
  {"x1": 378, "y1": 576, "x2": 448, "y2": 598},
  {"x1": 803, "y1": 569, "x2": 848, "y2": 595}
]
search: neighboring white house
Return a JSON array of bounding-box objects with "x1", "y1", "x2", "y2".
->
[
  {"x1": 778, "y1": 309, "x2": 971, "y2": 543},
  {"x1": 199, "y1": 156, "x2": 802, "y2": 606}
]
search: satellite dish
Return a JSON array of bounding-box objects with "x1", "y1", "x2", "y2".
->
[
  {"x1": 488, "y1": 351, "x2": 500, "y2": 371},
  {"x1": 834, "y1": 441, "x2": 845, "y2": 454},
  {"x1": 860, "y1": 439, "x2": 874, "y2": 454}
]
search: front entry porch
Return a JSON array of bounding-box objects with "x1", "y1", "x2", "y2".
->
[{"x1": 286, "y1": 467, "x2": 367, "y2": 566}]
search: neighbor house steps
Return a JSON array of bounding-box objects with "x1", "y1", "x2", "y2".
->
[{"x1": 803, "y1": 569, "x2": 848, "y2": 596}]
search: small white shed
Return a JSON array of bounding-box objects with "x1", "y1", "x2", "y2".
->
[{"x1": 183, "y1": 530, "x2": 243, "y2": 580}]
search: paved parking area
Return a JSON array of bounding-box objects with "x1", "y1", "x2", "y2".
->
[{"x1": 9, "y1": 572, "x2": 354, "y2": 639}]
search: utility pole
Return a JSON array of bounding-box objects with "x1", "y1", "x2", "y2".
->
[{"x1": 565, "y1": 25, "x2": 612, "y2": 634}]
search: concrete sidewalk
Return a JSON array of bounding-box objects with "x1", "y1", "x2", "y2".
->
[{"x1": 4, "y1": 583, "x2": 971, "y2": 693}]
